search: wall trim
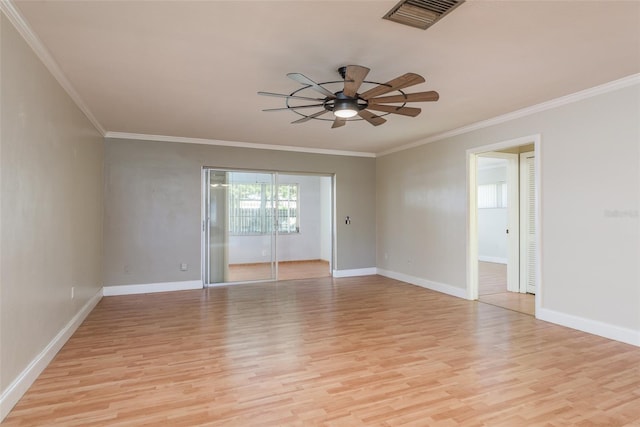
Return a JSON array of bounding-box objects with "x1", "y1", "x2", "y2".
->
[
  {"x1": 378, "y1": 73, "x2": 640, "y2": 157},
  {"x1": 537, "y1": 307, "x2": 640, "y2": 348},
  {"x1": 332, "y1": 267, "x2": 377, "y2": 278},
  {"x1": 478, "y1": 256, "x2": 507, "y2": 264},
  {"x1": 105, "y1": 132, "x2": 376, "y2": 158},
  {"x1": 377, "y1": 268, "x2": 469, "y2": 300},
  {"x1": 0, "y1": 288, "x2": 103, "y2": 422},
  {"x1": 0, "y1": 0, "x2": 106, "y2": 136},
  {"x1": 103, "y1": 280, "x2": 203, "y2": 296}
]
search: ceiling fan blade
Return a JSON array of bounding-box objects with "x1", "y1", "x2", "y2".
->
[
  {"x1": 332, "y1": 118, "x2": 346, "y2": 128},
  {"x1": 368, "y1": 91, "x2": 440, "y2": 104},
  {"x1": 358, "y1": 109, "x2": 387, "y2": 126},
  {"x1": 287, "y1": 73, "x2": 336, "y2": 98},
  {"x1": 360, "y1": 73, "x2": 426, "y2": 100},
  {"x1": 262, "y1": 103, "x2": 326, "y2": 112},
  {"x1": 343, "y1": 65, "x2": 370, "y2": 97},
  {"x1": 258, "y1": 91, "x2": 326, "y2": 102},
  {"x1": 291, "y1": 109, "x2": 330, "y2": 124},
  {"x1": 366, "y1": 104, "x2": 422, "y2": 117}
]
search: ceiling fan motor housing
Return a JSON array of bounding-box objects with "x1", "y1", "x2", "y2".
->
[{"x1": 325, "y1": 92, "x2": 368, "y2": 114}]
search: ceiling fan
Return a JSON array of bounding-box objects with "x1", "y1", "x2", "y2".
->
[{"x1": 258, "y1": 65, "x2": 439, "y2": 128}]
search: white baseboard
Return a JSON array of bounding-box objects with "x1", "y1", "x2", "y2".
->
[
  {"x1": 103, "y1": 280, "x2": 202, "y2": 296},
  {"x1": 332, "y1": 267, "x2": 377, "y2": 278},
  {"x1": 478, "y1": 256, "x2": 508, "y2": 264},
  {"x1": 377, "y1": 268, "x2": 469, "y2": 299},
  {"x1": 375, "y1": 270, "x2": 640, "y2": 347},
  {"x1": 536, "y1": 307, "x2": 640, "y2": 347},
  {"x1": 0, "y1": 288, "x2": 103, "y2": 422}
]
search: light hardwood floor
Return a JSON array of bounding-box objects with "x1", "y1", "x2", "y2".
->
[
  {"x1": 4, "y1": 276, "x2": 640, "y2": 426},
  {"x1": 228, "y1": 260, "x2": 330, "y2": 282}
]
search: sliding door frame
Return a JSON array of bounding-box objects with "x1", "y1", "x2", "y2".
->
[{"x1": 201, "y1": 167, "x2": 334, "y2": 287}]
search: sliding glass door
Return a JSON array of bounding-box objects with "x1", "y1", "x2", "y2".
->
[
  {"x1": 203, "y1": 168, "x2": 332, "y2": 286},
  {"x1": 204, "y1": 170, "x2": 228, "y2": 284},
  {"x1": 203, "y1": 170, "x2": 277, "y2": 285}
]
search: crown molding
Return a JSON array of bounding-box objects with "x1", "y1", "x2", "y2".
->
[
  {"x1": 1, "y1": 0, "x2": 106, "y2": 135},
  {"x1": 104, "y1": 132, "x2": 377, "y2": 158},
  {"x1": 378, "y1": 73, "x2": 640, "y2": 157}
]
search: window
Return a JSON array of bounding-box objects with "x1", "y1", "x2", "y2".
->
[
  {"x1": 478, "y1": 182, "x2": 507, "y2": 209},
  {"x1": 229, "y1": 183, "x2": 299, "y2": 235},
  {"x1": 276, "y1": 183, "x2": 299, "y2": 233}
]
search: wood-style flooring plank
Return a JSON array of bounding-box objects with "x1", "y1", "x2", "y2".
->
[
  {"x1": 228, "y1": 260, "x2": 330, "y2": 282},
  {"x1": 3, "y1": 275, "x2": 640, "y2": 426}
]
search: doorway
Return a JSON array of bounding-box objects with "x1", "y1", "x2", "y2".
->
[
  {"x1": 467, "y1": 136, "x2": 541, "y2": 315},
  {"x1": 202, "y1": 168, "x2": 333, "y2": 286}
]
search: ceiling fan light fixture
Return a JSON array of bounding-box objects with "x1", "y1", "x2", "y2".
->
[
  {"x1": 334, "y1": 108, "x2": 358, "y2": 118},
  {"x1": 333, "y1": 99, "x2": 359, "y2": 118}
]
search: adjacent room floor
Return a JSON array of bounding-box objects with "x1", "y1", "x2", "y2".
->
[
  {"x1": 227, "y1": 259, "x2": 331, "y2": 282},
  {"x1": 4, "y1": 275, "x2": 639, "y2": 426},
  {"x1": 478, "y1": 261, "x2": 535, "y2": 316}
]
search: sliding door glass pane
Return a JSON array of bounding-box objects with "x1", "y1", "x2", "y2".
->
[{"x1": 205, "y1": 169, "x2": 276, "y2": 284}]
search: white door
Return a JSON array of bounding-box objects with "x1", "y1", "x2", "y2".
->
[{"x1": 519, "y1": 152, "x2": 536, "y2": 294}]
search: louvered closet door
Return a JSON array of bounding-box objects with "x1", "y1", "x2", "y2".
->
[{"x1": 520, "y1": 152, "x2": 536, "y2": 294}]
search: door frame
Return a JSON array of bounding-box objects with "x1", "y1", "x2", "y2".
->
[
  {"x1": 466, "y1": 134, "x2": 542, "y2": 315},
  {"x1": 201, "y1": 167, "x2": 335, "y2": 286}
]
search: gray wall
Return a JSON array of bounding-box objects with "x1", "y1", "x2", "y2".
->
[
  {"x1": 1, "y1": 14, "x2": 104, "y2": 394},
  {"x1": 103, "y1": 139, "x2": 375, "y2": 286},
  {"x1": 376, "y1": 83, "x2": 640, "y2": 332}
]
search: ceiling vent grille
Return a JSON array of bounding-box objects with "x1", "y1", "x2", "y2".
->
[{"x1": 383, "y1": 0, "x2": 464, "y2": 30}]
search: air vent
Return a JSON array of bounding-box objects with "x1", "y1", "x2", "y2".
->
[{"x1": 383, "y1": 0, "x2": 464, "y2": 30}]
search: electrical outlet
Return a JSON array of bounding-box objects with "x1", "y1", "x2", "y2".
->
[
  {"x1": 180, "y1": 263, "x2": 188, "y2": 271},
  {"x1": 71, "y1": 287, "x2": 75, "y2": 299}
]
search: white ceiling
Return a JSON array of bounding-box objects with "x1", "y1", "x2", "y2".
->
[{"x1": 10, "y1": 0, "x2": 640, "y2": 155}]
